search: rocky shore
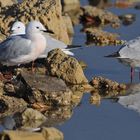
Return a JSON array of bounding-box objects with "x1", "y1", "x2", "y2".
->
[{"x1": 0, "y1": 0, "x2": 131, "y2": 139}]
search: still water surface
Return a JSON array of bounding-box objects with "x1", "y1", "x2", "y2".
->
[
  {"x1": 58, "y1": 0, "x2": 140, "y2": 139},
  {"x1": 1, "y1": 0, "x2": 140, "y2": 139}
]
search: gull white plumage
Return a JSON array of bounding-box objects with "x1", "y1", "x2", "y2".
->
[
  {"x1": 10, "y1": 21, "x2": 25, "y2": 36},
  {"x1": 10, "y1": 21, "x2": 75, "y2": 57},
  {"x1": 0, "y1": 21, "x2": 47, "y2": 66}
]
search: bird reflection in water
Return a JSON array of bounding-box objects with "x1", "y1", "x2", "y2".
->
[{"x1": 116, "y1": 83, "x2": 140, "y2": 114}]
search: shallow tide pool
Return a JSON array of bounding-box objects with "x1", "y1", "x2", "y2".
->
[{"x1": 58, "y1": 0, "x2": 140, "y2": 139}]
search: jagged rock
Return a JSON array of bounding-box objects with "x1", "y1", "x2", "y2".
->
[
  {"x1": 115, "y1": 0, "x2": 134, "y2": 8},
  {"x1": 84, "y1": 28, "x2": 125, "y2": 46},
  {"x1": 62, "y1": 0, "x2": 80, "y2": 12},
  {"x1": 4, "y1": 69, "x2": 72, "y2": 106},
  {"x1": 88, "y1": 0, "x2": 108, "y2": 8},
  {"x1": 90, "y1": 76, "x2": 126, "y2": 97},
  {"x1": 2, "y1": 71, "x2": 73, "y2": 107},
  {"x1": 78, "y1": 60, "x2": 87, "y2": 69},
  {"x1": 62, "y1": 0, "x2": 80, "y2": 5},
  {"x1": 20, "y1": 71, "x2": 73, "y2": 106},
  {"x1": 119, "y1": 14, "x2": 136, "y2": 26},
  {"x1": 46, "y1": 48, "x2": 88, "y2": 84},
  {"x1": 71, "y1": 90, "x2": 83, "y2": 107},
  {"x1": 90, "y1": 76, "x2": 126, "y2": 90},
  {"x1": 0, "y1": 0, "x2": 17, "y2": 7},
  {"x1": 0, "y1": 0, "x2": 70, "y2": 44},
  {"x1": 42, "y1": 127, "x2": 64, "y2": 140},
  {"x1": 80, "y1": 6, "x2": 120, "y2": 28},
  {"x1": 63, "y1": 14, "x2": 74, "y2": 37},
  {"x1": 43, "y1": 106, "x2": 73, "y2": 126},
  {"x1": 89, "y1": 91, "x2": 101, "y2": 106},
  {"x1": 0, "y1": 127, "x2": 63, "y2": 140},
  {"x1": 0, "y1": 80, "x2": 4, "y2": 95},
  {"x1": 0, "y1": 95, "x2": 27, "y2": 118}
]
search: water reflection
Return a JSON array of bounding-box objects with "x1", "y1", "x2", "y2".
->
[
  {"x1": 119, "y1": 14, "x2": 136, "y2": 26},
  {"x1": 88, "y1": 0, "x2": 109, "y2": 8},
  {"x1": 0, "y1": 106, "x2": 73, "y2": 131},
  {"x1": 117, "y1": 83, "x2": 140, "y2": 114}
]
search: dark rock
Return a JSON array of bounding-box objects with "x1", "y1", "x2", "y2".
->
[
  {"x1": 119, "y1": 14, "x2": 136, "y2": 26},
  {"x1": 90, "y1": 76, "x2": 126, "y2": 97},
  {"x1": 43, "y1": 106, "x2": 73, "y2": 127},
  {"x1": 84, "y1": 28, "x2": 125, "y2": 46},
  {"x1": 135, "y1": 4, "x2": 140, "y2": 9},
  {"x1": 0, "y1": 95, "x2": 27, "y2": 118},
  {"x1": 20, "y1": 71, "x2": 73, "y2": 106},
  {"x1": 80, "y1": 6, "x2": 120, "y2": 28}
]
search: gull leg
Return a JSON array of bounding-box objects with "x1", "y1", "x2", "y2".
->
[
  {"x1": 139, "y1": 71, "x2": 140, "y2": 81},
  {"x1": 130, "y1": 67, "x2": 134, "y2": 83},
  {"x1": 31, "y1": 61, "x2": 35, "y2": 73}
]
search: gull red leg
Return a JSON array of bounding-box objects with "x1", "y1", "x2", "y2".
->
[
  {"x1": 31, "y1": 61, "x2": 35, "y2": 73},
  {"x1": 130, "y1": 67, "x2": 134, "y2": 83},
  {"x1": 139, "y1": 71, "x2": 140, "y2": 81}
]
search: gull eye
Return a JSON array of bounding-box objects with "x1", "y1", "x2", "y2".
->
[
  {"x1": 36, "y1": 26, "x2": 39, "y2": 29},
  {"x1": 18, "y1": 26, "x2": 20, "y2": 28}
]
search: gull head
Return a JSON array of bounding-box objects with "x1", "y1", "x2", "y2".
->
[
  {"x1": 26, "y1": 21, "x2": 54, "y2": 36},
  {"x1": 10, "y1": 21, "x2": 25, "y2": 36}
]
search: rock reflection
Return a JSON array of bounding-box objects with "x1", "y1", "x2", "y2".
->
[
  {"x1": 0, "y1": 87, "x2": 86, "y2": 130},
  {"x1": 89, "y1": 91, "x2": 101, "y2": 106},
  {"x1": 117, "y1": 84, "x2": 140, "y2": 114},
  {"x1": 115, "y1": 0, "x2": 139, "y2": 8},
  {"x1": 0, "y1": 105, "x2": 73, "y2": 131},
  {"x1": 71, "y1": 90, "x2": 83, "y2": 107},
  {"x1": 119, "y1": 14, "x2": 136, "y2": 26},
  {"x1": 43, "y1": 106, "x2": 73, "y2": 127},
  {"x1": 88, "y1": 0, "x2": 109, "y2": 8}
]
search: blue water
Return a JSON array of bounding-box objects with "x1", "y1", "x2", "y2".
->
[
  {"x1": 1, "y1": 0, "x2": 140, "y2": 140},
  {"x1": 58, "y1": 0, "x2": 140, "y2": 140}
]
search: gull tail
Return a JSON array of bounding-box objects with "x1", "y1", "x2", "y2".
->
[
  {"x1": 104, "y1": 52, "x2": 120, "y2": 58},
  {"x1": 67, "y1": 45, "x2": 81, "y2": 48},
  {"x1": 62, "y1": 49, "x2": 74, "y2": 56},
  {"x1": 62, "y1": 45, "x2": 85, "y2": 56}
]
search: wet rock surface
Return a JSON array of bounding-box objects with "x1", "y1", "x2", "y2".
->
[
  {"x1": 80, "y1": 5, "x2": 120, "y2": 27},
  {"x1": 0, "y1": 48, "x2": 89, "y2": 120},
  {"x1": 3, "y1": 72, "x2": 73, "y2": 106},
  {"x1": 84, "y1": 28, "x2": 125, "y2": 46},
  {"x1": 76, "y1": 5, "x2": 127, "y2": 46},
  {"x1": 119, "y1": 13, "x2": 136, "y2": 26},
  {"x1": 89, "y1": 91, "x2": 101, "y2": 106},
  {"x1": 0, "y1": 127, "x2": 63, "y2": 140},
  {"x1": 0, "y1": 0, "x2": 70, "y2": 44},
  {"x1": 90, "y1": 76, "x2": 127, "y2": 97},
  {"x1": 0, "y1": 0, "x2": 137, "y2": 139},
  {"x1": 0, "y1": 95, "x2": 27, "y2": 118},
  {"x1": 46, "y1": 48, "x2": 88, "y2": 84},
  {"x1": 62, "y1": 0, "x2": 80, "y2": 12},
  {"x1": 0, "y1": 0, "x2": 17, "y2": 7},
  {"x1": 43, "y1": 106, "x2": 73, "y2": 127}
]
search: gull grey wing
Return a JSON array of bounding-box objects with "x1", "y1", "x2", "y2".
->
[
  {"x1": 44, "y1": 34, "x2": 67, "y2": 49},
  {"x1": 0, "y1": 36, "x2": 31, "y2": 61},
  {"x1": 39, "y1": 34, "x2": 67, "y2": 58},
  {"x1": 125, "y1": 37, "x2": 140, "y2": 50},
  {"x1": 119, "y1": 45, "x2": 140, "y2": 59}
]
